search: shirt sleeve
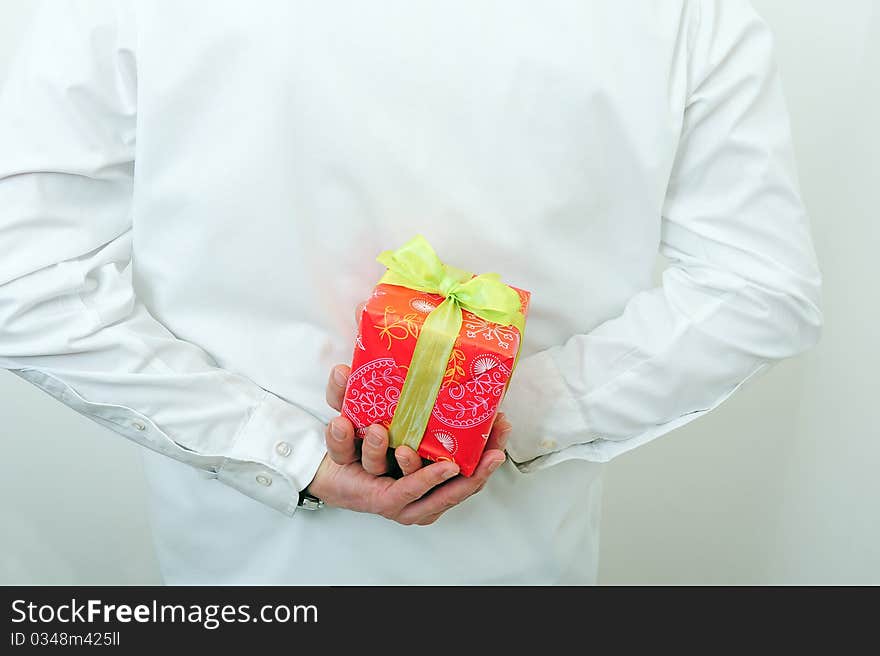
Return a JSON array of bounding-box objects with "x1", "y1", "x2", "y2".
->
[
  {"x1": 501, "y1": 0, "x2": 823, "y2": 471},
  {"x1": 0, "y1": 0, "x2": 327, "y2": 515}
]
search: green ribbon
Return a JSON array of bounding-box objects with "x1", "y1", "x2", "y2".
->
[{"x1": 376, "y1": 235, "x2": 526, "y2": 450}]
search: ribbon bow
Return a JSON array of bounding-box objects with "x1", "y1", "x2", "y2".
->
[{"x1": 376, "y1": 235, "x2": 525, "y2": 450}]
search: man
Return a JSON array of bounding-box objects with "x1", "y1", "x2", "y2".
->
[{"x1": 0, "y1": 0, "x2": 821, "y2": 584}]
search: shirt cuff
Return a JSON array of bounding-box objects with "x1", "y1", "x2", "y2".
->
[
  {"x1": 501, "y1": 347, "x2": 599, "y2": 465},
  {"x1": 217, "y1": 389, "x2": 327, "y2": 516}
]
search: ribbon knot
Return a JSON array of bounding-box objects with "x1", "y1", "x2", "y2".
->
[
  {"x1": 374, "y1": 235, "x2": 525, "y2": 450},
  {"x1": 438, "y1": 274, "x2": 461, "y2": 299}
]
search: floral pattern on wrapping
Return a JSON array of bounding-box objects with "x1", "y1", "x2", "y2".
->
[
  {"x1": 373, "y1": 305, "x2": 421, "y2": 350},
  {"x1": 432, "y1": 355, "x2": 511, "y2": 428},
  {"x1": 433, "y1": 430, "x2": 459, "y2": 455},
  {"x1": 442, "y1": 348, "x2": 467, "y2": 386},
  {"x1": 343, "y1": 357, "x2": 406, "y2": 427},
  {"x1": 462, "y1": 316, "x2": 519, "y2": 350},
  {"x1": 409, "y1": 297, "x2": 438, "y2": 314}
]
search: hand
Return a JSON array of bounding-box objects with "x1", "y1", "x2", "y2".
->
[
  {"x1": 307, "y1": 364, "x2": 512, "y2": 525},
  {"x1": 324, "y1": 363, "x2": 514, "y2": 475}
]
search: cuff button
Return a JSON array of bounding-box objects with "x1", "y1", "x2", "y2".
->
[
  {"x1": 275, "y1": 441, "x2": 292, "y2": 457},
  {"x1": 255, "y1": 474, "x2": 272, "y2": 487}
]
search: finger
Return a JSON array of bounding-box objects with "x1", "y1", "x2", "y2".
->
[
  {"x1": 324, "y1": 416, "x2": 358, "y2": 465},
  {"x1": 394, "y1": 446, "x2": 424, "y2": 476},
  {"x1": 325, "y1": 364, "x2": 350, "y2": 412},
  {"x1": 396, "y1": 449, "x2": 506, "y2": 525},
  {"x1": 362, "y1": 424, "x2": 391, "y2": 476},
  {"x1": 485, "y1": 412, "x2": 513, "y2": 453},
  {"x1": 385, "y1": 461, "x2": 460, "y2": 517}
]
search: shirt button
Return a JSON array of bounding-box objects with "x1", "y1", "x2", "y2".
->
[
  {"x1": 275, "y1": 441, "x2": 292, "y2": 457},
  {"x1": 255, "y1": 474, "x2": 272, "y2": 487},
  {"x1": 539, "y1": 438, "x2": 557, "y2": 450},
  {"x1": 132, "y1": 421, "x2": 146, "y2": 431}
]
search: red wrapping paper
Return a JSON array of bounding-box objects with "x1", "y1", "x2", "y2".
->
[{"x1": 341, "y1": 282, "x2": 531, "y2": 476}]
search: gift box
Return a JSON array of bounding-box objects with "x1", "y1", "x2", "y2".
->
[{"x1": 341, "y1": 236, "x2": 530, "y2": 476}]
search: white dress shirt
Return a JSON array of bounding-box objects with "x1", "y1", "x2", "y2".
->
[{"x1": 0, "y1": 0, "x2": 821, "y2": 584}]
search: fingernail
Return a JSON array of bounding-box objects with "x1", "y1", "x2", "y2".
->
[
  {"x1": 367, "y1": 429, "x2": 384, "y2": 448},
  {"x1": 330, "y1": 419, "x2": 346, "y2": 442},
  {"x1": 488, "y1": 458, "x2": 504, "y2": 473},
  {"x1": 443, "y1": 466, "x2": 460, "y2": 480},
  {"x1": 333, "y1": 367, "x2": 347, "y2": 387},
  {"x1": 396, "y1": 452, "x2": 408, "y2": 467}
]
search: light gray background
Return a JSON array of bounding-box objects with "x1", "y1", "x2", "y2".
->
[{"x1": 1, "y1": 1, "x2": 877, "y2": 585}]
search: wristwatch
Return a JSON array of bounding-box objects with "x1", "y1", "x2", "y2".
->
[{"x1": 297, "y1": 489, "x2": 325, "y2": 511}]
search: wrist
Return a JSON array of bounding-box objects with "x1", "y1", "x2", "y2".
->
[
  {"x1": 297, "y1": 454, "x2": 330, "y2": 510},
  {"x1": 304, "y1": 452, "x2": 330, "y2": 498}
]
